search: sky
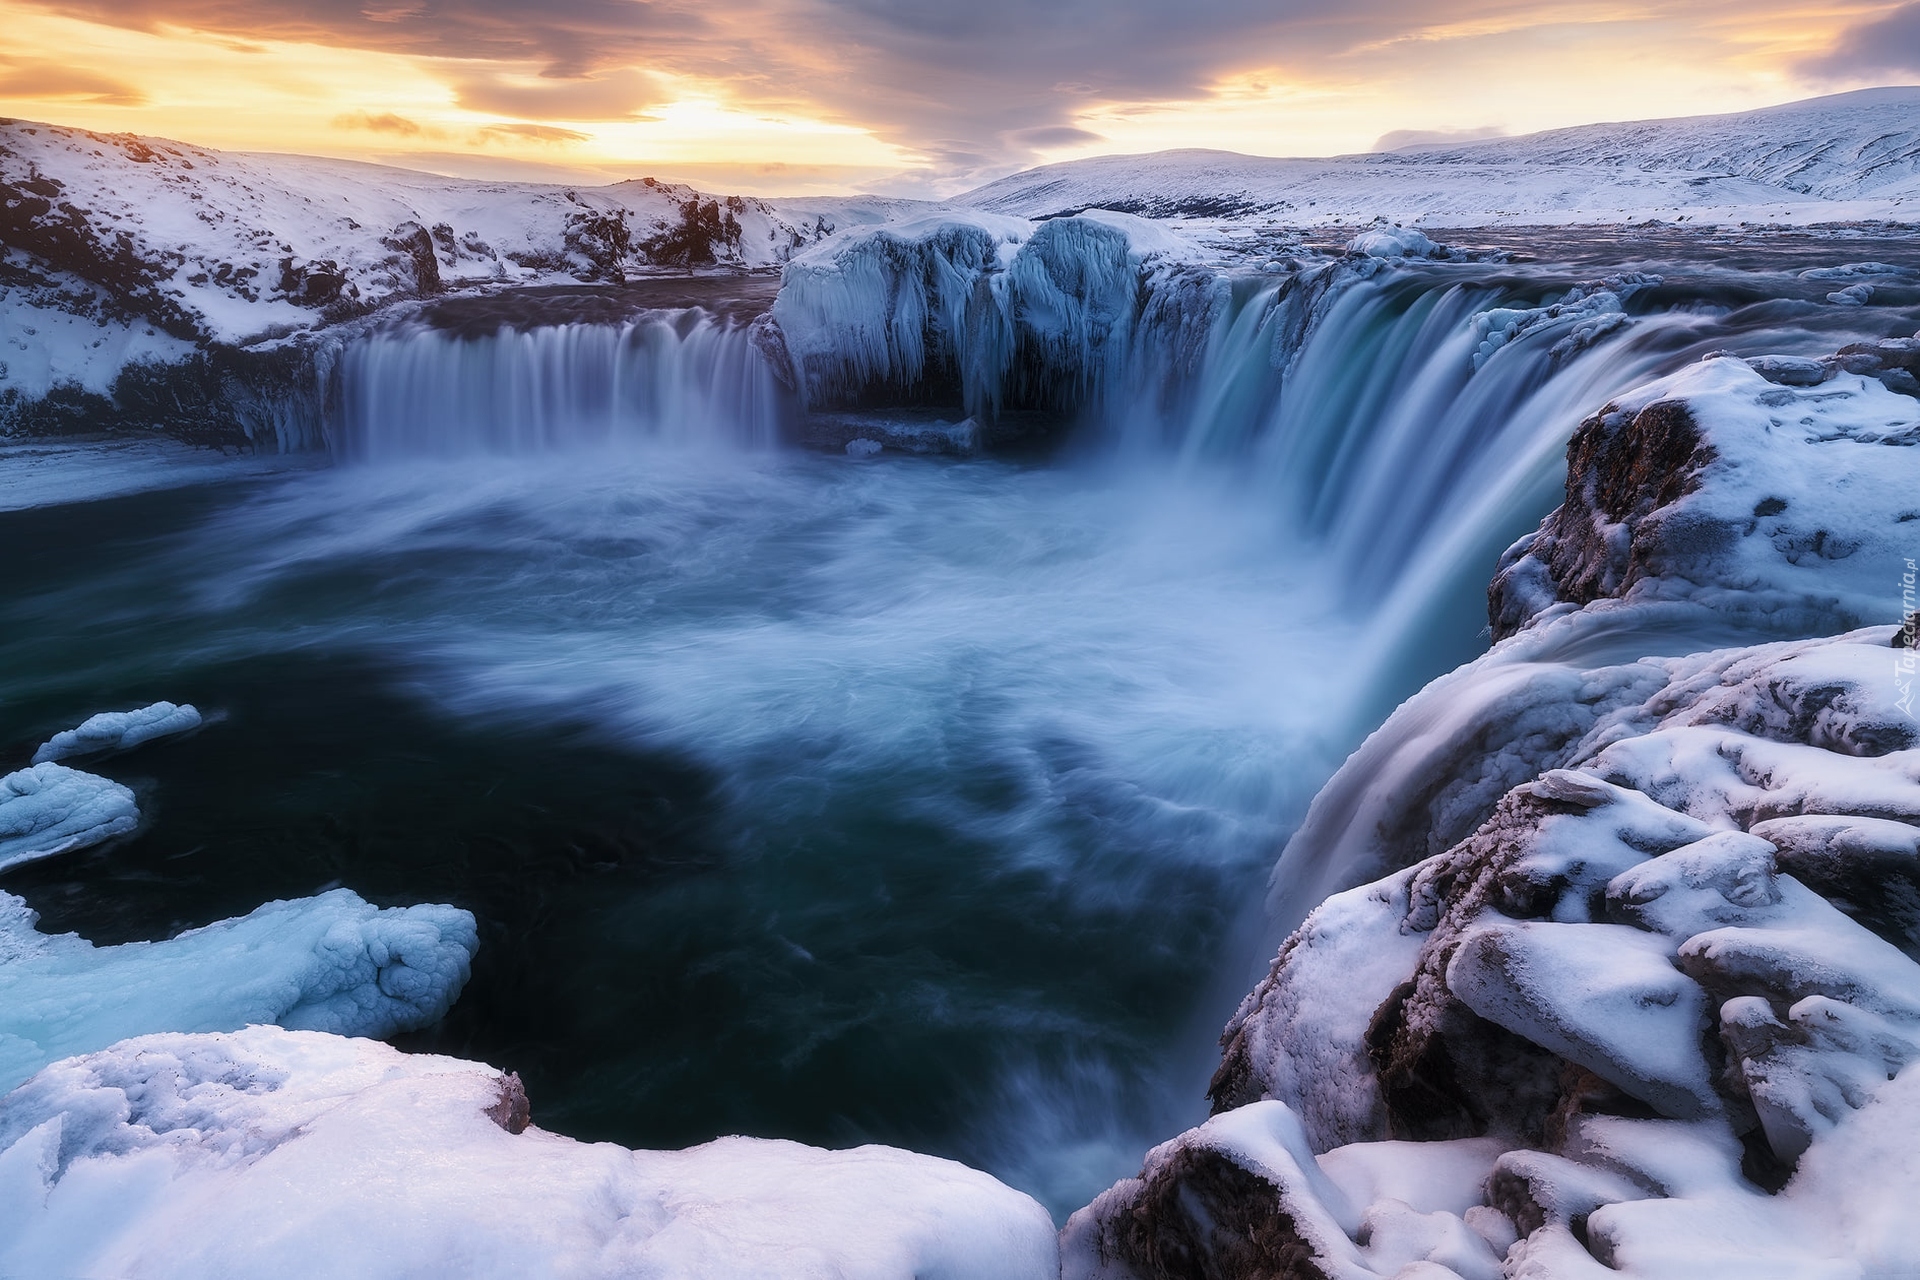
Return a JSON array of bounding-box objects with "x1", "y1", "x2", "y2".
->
[{"x1": 0, "y1": 0, "x2": 1915, "y2": 197}]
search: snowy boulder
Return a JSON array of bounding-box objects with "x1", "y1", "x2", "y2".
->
[
  {"x1": 1489, "y1": 347, "x2": 1920, "y2": 641},
  {"x1": 31, "y1": 700, "x2": 203, "y2": 764},
  {"x1": 1097, "y1": 627, "x2": 1920, "y2": 1279},
  {"x1": 0, "y1": 1026, "x2": 1059, "y2": 1280},
  {"x1": 0, "y1": 888, "x2": 477, "y2": 1091},
  {"x1": 1345, "y1": 226, "x2": 1446, "y2": 259},
  {"x1": 1062, "y1": 1100, "x2": 1509, "y2": 1280},
  {"x1": 0, "y1": 762, "x2": 138, "y2": 873}
]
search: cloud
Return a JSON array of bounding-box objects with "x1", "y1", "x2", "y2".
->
[
  {"x1": 475, "y1": 122, "x2": 591, "y2": 144},
  {"x1": 1007, "y1": 125, "x2": 1107, "y2": 149},
  {"x1": 455, "y1": 68, "x2": 657, "y2": 120},
  {"x1": 1803, "y1": 2, "x2": 1920, "y2": 77},
  {"x1": 1372, "y1": 124, "x2": 1506, "y2": 151},
  {"x1": 7, "y1": 0, "x2": 1846, "y2": 185},
  {"x1": 0, "y1": 57, "x2": 147, "y2": 106},
  {"x1": 333, "y1": 110, "x2": 427, "y2": 136}
]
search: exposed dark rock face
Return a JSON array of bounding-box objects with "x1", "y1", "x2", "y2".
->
[
  {"x1": 1488, "y1": 397, "x2": 1713, "y2": 640},
  {"x1": 639, "y1": 193, "x2": 746, "y2": 268},
  {"x1": 0, "y1": 344, "x2": 325, "y2": 447},
  {"x1": 1488, "y1": 336, "x2": 1920, "y2": 642},
  {"x1": 380, "y1": 221, "x2": 442, "y2": 296},
  {"x1": 485, "y1": 1072, "x2": 531, "y2": 1135},
  {"x1": 1093, "y1": 1148, "x2": 1328, "y2": 1280},
  {"x1": 0, "y1": 162, "x2": 201, "y2": 339}
]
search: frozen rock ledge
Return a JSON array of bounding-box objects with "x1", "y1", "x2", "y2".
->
[
  {"x1": 0, "y1": 888, "x2": 478, "y2": 1092},
  {"x1": 0, "y1": 1025, "x2": 1060, "y2": 1280}
]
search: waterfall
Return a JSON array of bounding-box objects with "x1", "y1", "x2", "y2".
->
[{"x1": 328, "y1": 311, "x2": 786, "y2": 462}]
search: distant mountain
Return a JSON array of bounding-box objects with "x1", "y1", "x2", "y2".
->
[{"x1": 960, "y1": 87, "x2": 1920, "y2": 225}]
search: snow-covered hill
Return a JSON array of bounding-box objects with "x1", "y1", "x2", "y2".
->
[
  {"x1": 962, "y1": 88, "x2": 1920, "y2": 226},
  {"x1": 0, "y1": 118, "x2": 924, "y2": 350}
]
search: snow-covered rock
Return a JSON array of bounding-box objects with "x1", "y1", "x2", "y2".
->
[
  {"x1": 1345, "y1": 226, "x2": 1445, "y2": 259},
  {"x1": 0, "y1": 762, "x2": 138, "y2": 873},
  {"x1": 0, "y1": 1026, "x2": 1059, "y2": 1280},
  {"x1": 0, "y1": 888, "x2": 477, "y2": 1092},
  {"x1": 1081, "y1": 626, "x2": 1920, "y2": 1278},
  {"x1": 1489, "y1": 341, "x2": 1920, "y2": 641},
  {"x1": 32, "y1": 701, "x2": 202, "y2": 764}
]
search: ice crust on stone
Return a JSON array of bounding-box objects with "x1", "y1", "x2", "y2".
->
[
  {"x1": 0, "y1": 1025, "x2": 1058, "y2": 1280},
  {"x1": 0, "y1": 889, "x2": 477, "y2": 1092},
  {"x1": 768, "y1": 209, "x2": 1208, "y2": 423},
  {"x1": 0, "y1": 763, "x2": 139, "y2": 873},
  {"x1": 1345, "y1": 226, "x2": 1445, "y2": 259},
  {"x1": 32, "y1": 701, "x2": 203, "y2": 764}
]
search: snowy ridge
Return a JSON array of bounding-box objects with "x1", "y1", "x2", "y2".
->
[
  {"x1": 1390, "y1": 87, "x2": 1920, "y2": 201},
  {"x1": 962, "y1": 88, "x2": 1920, "y2": 227}
]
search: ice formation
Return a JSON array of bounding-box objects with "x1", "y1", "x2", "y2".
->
[
  {"x1": 1066, "y1": 339, "x2": 1920, "y2": 1277},
  {"x1": 767, "y1": 209, "x2": 1206, "y2": 421},
  {"x1": 0, "y1": 1026, "x2": 1060, "y2": 1279},
  {"x1": 0, "y1": 888, "x2": 477, "y2": 1092},
  {"x1": 1345, "y1": 226, "x2": 1446, "y2": 259},
  {"x1": 32, "y1": 701, "x2": 203, "y2": 764},
  {"x1": 0, "y1": 763, "x2": 139, "y2": 873}
]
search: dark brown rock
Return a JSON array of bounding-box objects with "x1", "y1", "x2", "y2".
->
[{"x1": 484, "y1": 1071, "x2": 531, "y2": 1134}]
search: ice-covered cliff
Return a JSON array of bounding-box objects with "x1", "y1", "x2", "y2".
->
[{"x1": 1063, "y1": 339, "x2": 1920, "y2": 1279}]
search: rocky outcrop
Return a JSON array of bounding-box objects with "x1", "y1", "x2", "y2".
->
[{"x1": 1489, "y1": 341, "x2": 1920, "y2": 641}]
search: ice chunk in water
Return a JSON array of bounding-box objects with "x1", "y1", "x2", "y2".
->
[
  {"x1": 0, "y1": 763, "x2": 139, "y2": 873},
  {"x1": 32, "y1": 701, "x2": 203, "y2": 764}
]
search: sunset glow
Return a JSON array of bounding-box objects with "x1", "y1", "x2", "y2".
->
[{"x1": 1, "y1": 0, "x2": 1913, "y2": 194}]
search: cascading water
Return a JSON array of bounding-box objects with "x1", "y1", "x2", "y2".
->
[
  {"x1": 330, "y1": 311, "x2": 785, "y2": 460},
  {"x1": 6, "y1": 225, "x2": 1916, "y2": 1220}
]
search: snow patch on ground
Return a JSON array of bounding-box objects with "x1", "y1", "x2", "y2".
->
[{"x1": 0, "y1": 1026, "x2": 1059, "y2": 1279}]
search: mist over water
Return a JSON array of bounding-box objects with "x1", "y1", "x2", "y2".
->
[{"x1": 3, "y1": 240, "x2": 1914, "y2": 1217}]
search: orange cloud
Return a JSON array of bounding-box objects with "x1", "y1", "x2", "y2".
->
[
  {"x1": 333, "y1": 110, "x2": 429, "y2": 136},
  {"x1": 0, "y1": 57, "x2": 147, "y2": 106}
]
